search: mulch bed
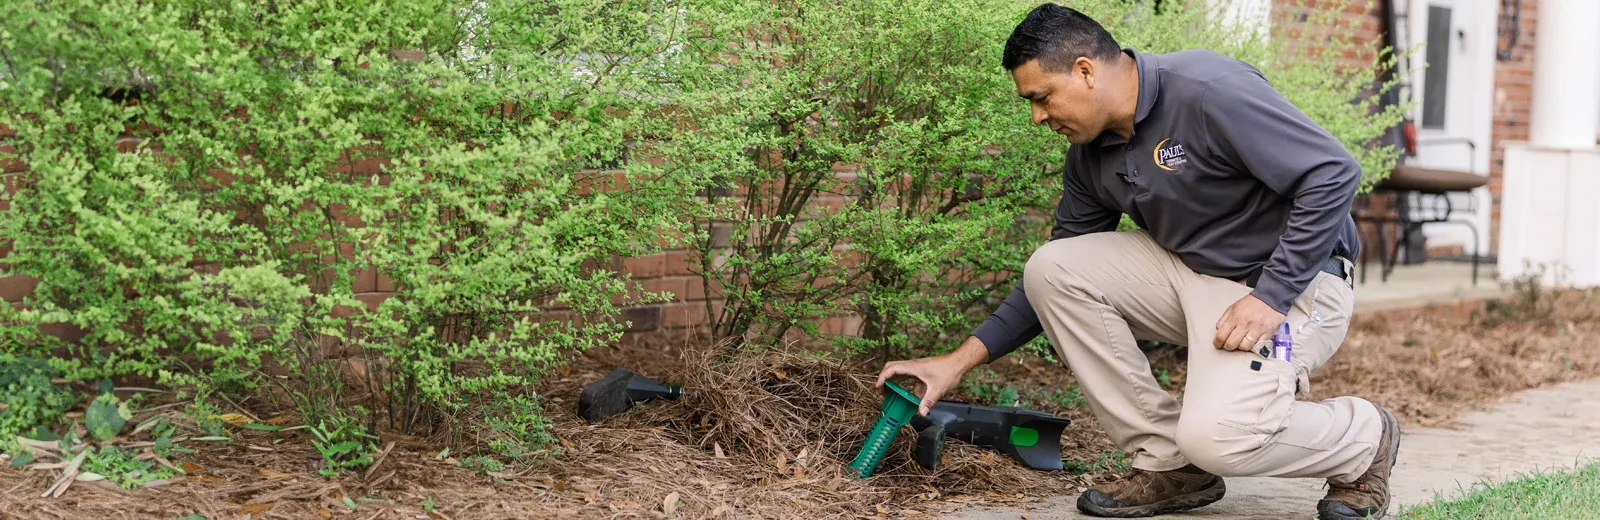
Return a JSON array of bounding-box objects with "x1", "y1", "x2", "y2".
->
[{"x1": 3, "y1": 287, "x2": 1597, "y2": 519}]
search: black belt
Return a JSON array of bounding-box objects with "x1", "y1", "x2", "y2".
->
[{"x1": 1242, "y1": 256, "x2": 1349, "y2": 288}]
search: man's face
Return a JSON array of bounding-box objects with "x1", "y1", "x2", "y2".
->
[{"x1": 1012, "y1": 58, "x2": 1101, "y2": 144}]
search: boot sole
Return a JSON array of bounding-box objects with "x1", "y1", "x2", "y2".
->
[
  {"x1": 1076, "y1": 476, "x2": 1226, "y2": 518},
  {"x1": 1317, "y1": 406, "x2": 1402, "y2": 520}
]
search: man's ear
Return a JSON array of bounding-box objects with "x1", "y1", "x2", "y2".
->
[{"x1": 1074, "y1": 56, "x2": 1095, "y2": 89}]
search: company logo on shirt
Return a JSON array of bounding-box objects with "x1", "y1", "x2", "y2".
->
[{"x1": 1153, "y1": 138, "x2": 1188, "y2": 171}]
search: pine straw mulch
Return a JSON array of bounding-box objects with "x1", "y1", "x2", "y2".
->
[
  {"x1": 1312, "y1": 287, "x2": 1600, "y2": 428},
  {"x1": 3, "y1": 286, "x2": 1600, "y2": 519},
  {"x1": 0, "y1": 342, "x2": 1089, "y2": 520}
]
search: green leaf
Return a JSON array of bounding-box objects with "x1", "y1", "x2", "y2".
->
[
  {"x1": 9, "y1": 454, "x2": 34, "y2": 468},
  {"x1": 342, "y1": 496, "x2": 357, "y2": 510},
  {"x1": 86, "y1": 395, "x2": 127, "y2": 442},
  {"x1": 25, "y1": 426, "x2": 61, "y2": 442}
]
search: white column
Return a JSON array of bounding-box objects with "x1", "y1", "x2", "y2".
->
[
  {"x1": 1528, "y1": 0, "x2": 1600, "y2": 148},
  {"x1": 1498, "y1": 0, "x2": 1600, "y2": 287}
]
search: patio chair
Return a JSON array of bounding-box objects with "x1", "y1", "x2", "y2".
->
[{"x1": 1352, "y1": 163, "x2": 1488, "y2": 286}]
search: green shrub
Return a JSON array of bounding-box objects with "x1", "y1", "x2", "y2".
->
[
  {"x1": 0, "y1": 0, "x2": 1405, "y2": 453},
  {"x1": 0, "y1": 0, "x2": 694, "y2": 436},
  {"x1": 652, "y1": 0, "x2": 1067, "y2": 356}
]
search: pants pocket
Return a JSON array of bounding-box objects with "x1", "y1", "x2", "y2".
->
[
  {"x1": 1216, "y1": 358, "x2": 1297, "y2": 436},
  {"x1": 1291, "y1": 358, "x2": 1312, "y2": 400}
]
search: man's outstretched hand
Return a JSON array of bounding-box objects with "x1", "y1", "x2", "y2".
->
[
  {"x1": 1214, "y1": 293, "x2": 1286, "y2": 352},
  {"x1": 876, "y1": 336, "x2": 990, "y2": 416}
]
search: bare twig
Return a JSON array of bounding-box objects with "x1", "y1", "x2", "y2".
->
[
  {"x1": 363, "y1": 441, "x2": 396, "y2": 480},
  {"x1": 212, "y1": 382, "x2": 262, "y2": 422},
  {"x1": 364, "y1": 469, "x2": 396, "y2": 492},
  {"x1": 0, "y1": 48, "x2": 19, "y2": 88},
  {"x1": 112, "y1": 387, "x2": 169, "y2": 394},
  {"x1": 131, "y1": 400, "x2": 192, "y2": 419}
]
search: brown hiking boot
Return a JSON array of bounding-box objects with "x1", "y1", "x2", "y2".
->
[
  {"x1": 1318, "y1": 404, "x2": 1402, "y2": 520},
  {"x1": 1076, "y1": 464, "x2": 1225, "y2": 518}
]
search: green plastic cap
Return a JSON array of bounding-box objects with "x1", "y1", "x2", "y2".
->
[{"x1": 846, "y1": 380, "x2": 922, "y2": 479}]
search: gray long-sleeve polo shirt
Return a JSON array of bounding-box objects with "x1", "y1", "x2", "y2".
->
[{"x1": 972, "y1": 48, "x2": 1362, "y2": 362}]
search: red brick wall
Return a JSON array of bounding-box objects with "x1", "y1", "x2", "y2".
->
[
  {"x1": 1487, "y1": 0, "x2": 1538, "y2": 255},
  {"x1": 0, "y1": 123, "x2": 42, "y2": 330},
  {"x1": 1271, "y1": 0, "x2": 1387, "y2": 71}
]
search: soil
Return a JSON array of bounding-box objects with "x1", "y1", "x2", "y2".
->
[{"x1": 2, "y1": 287, "x2": 1597, "y2": 520}]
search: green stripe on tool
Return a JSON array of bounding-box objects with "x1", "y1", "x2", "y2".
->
[{"x1": 1009, "y1": 425, "x2": 1039, "y2": 448}]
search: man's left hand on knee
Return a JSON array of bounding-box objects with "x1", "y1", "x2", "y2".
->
[{"x1": 1214, "y1": 294, "x2": 1285, "y2": 352}]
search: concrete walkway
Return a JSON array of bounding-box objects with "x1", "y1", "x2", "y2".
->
[
  {"x1": 938, "y1": 376, "x2": 1600, "y2": 519},
  {"x1": 1351, "y1": 260, "x2": 1505, "y2": 313}
]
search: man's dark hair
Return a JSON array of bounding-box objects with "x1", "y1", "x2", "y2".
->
[{"x1": 1001, "y1": 4, "x2": 1122, "y2": 72}]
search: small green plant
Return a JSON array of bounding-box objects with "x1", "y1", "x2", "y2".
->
[
  {"x1": 183, "y1": 401, "x2": 226, "y2": 437},
  {"x1": 1478, "y1": 263, "x2": 1561, "y2": 328},
  {"x1": 1097, "y1": 450, "x2": 1133, "y2": 474},
  {"x1": 81, "y1": 445, "x2": 179, "y2": 489},
  {"x1": 1062, "y1": 449, "x2": 1133, "y2": 475},
  {"x1": 84, "y1": 393, "x2": 132, "y2": 442},
  {"x1": 964, "y1": 382, "x2": 1023, "y2": 407},
  {"x1": 459, "y1": 455, "x2": 504, "y2": 474},
  {"x1": 0, "y1": 355, "x2": 77, "y2": 452},
  {"x1": 1154, "y1": 369, "x2": 1173, "y2": 390},
  {"x1": 308, "y1": 416, "x2": 377, "y2": 477},
  {"x1": 479, "y1": 394, "x2": 557, "y2": 463},
  {"x1": 1042, "y1": 387, "x2": 1086, "y2": 410}
]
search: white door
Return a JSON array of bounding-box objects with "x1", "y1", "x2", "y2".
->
[{"x1": 1406, "y1": 0, "x2": 1495, "y2": 257}]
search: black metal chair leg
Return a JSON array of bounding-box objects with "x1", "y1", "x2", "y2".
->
[
  {"x1": 1461, "y1": 220, "x2": 1480, "y2": 286},
  {"x1": 1385, "y1": 224, "x2": 1410, "y2": 282},
  {"x1": 1374, "y1": 221, "x2": 1390, "y2": 282},
  {"x1": 1359, "y1": 224, "x2": 1370, "y2": 284}
]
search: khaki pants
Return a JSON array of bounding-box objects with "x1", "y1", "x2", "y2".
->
[{"x1": 1022, "y1": 230, "x2": 1383, "y2": 483}]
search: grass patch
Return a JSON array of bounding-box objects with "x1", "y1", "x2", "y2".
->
[{"x1": 1399, "y1": 460, "x2": 1600, "y2": 519}]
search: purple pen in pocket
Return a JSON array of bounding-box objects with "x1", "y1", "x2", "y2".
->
[{"x1": 1272, "y1": 322, "x2": 1292, "y2": 363}]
